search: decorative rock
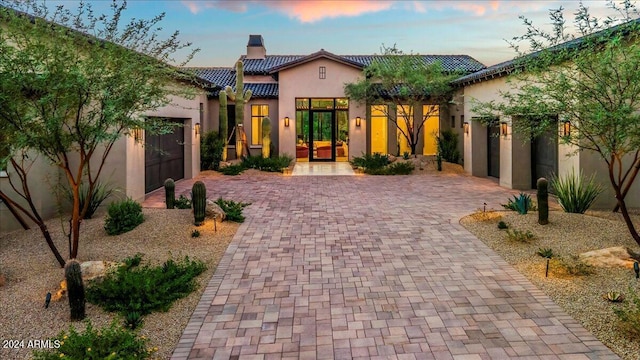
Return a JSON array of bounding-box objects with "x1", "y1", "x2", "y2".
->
[
  {"x1": 206, "y1": 199, "x2": 226, "y2": 221},
  {"x1": 579, "y1": 246, "x2": 640, "y2": 269},
  {"x1": 80, "y1": 261, "x2": 120, "y2": 282},
  {"x1": 219, "y1": 161, "x2": 231, "y2": 169},
  {"x1": 387, "y1": 154, "x2": 397, "y2": 163}
]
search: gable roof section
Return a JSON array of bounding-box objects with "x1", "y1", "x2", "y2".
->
[
  {"x1": 267, "y1": 49, "x2": 365, "y2": 73},
  {"x1": 454, "y1": 17, "x2": 640, "y2": 86},
  {"x1": 187, "y1": 67, "x2": 278, "y2": 98}
]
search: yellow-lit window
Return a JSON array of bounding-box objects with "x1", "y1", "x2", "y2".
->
[
  {"x1": 396, "y1": 105, "x2": 413, "y2": 155},
  {"x1": 370, "y1": 105, "x2": 388, "y2": 155},
  {"x1": 251, "y1": 105, "x2": 268, "y2": 146},
  {"x1": 423, "y1": 105, "x2": 440, "y2": 155}
]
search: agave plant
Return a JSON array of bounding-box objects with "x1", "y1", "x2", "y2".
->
[
  {"x1": 502, "y1": 193, "x2": 533, "y2": 215},
  {"x1": 603, "y1": 291, "x2": 625, "y2": 303}
]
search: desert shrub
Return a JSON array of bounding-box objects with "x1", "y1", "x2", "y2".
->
[
  {"x1": 497, "y1": 221, "x2": 508, "y2": 229},
  {"x1": 219, "y1": 164, "x2": 245, "y2": 176},
  {"x1": 366, "y1": 161, "x2": 414, "y2": 175},
  {"x1": 174, "y1": 194, "x2": 192, "y2": 209},
  {"x1": 437, "y1": 129, "x2": 460, "y2": 164},
  {"x1": 215, "y1": 198, "x2": 250, "y2": 223},
  {"x1": 350, "y1": 153, "x2": 389, "y2": 170},
  {"x1": 32, "y1": 321, "x2": 151, "y2": 360},
  {"x1": 66, "y1": 181, "x2": 116, "y2": 219},
  {"x1": 123, "y1": 311, "x2": 143, "y2": 330},
  {"x1": 614, "y1": 288, "x2": 640, "y2": 335},
  {"x1": 554, "y1": 255, "x2": 594, "y2": 276},
  {"x1": 200, "y1": 131, "x2": 225, "y2": 171},
  {"x1": 191, "y1": 229, "x2": 201, "y2": 238},
  {"x1": 123, "y1": 253, "x2": 143, "y2": 270},
  {"x1": 242, "y1": 155, "x2": 292, "y2": 172},
  {"x1": 502, "y1": 193, "x2": 535, "y2": 214},
  {"x1": 86, "y1": 255, "x2": 206, "y2": 315},
  {"x1": 402, "y1": 151, "x2": 410, "y2": 160},
  {"x1": 550, "y1": 169, "x2": 603, "y2": 214},
  {"x1": 104, "y1": 198, "x2": 144, "y2": 235},
  {"x1": 506, "y1": 229, "x2": 536, "y2": 243}
]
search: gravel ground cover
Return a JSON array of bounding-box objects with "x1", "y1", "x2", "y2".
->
[
  {"x1": 461, "y1": 208, "x2": 640, "y2": 360},
  {"x1": 0, "y1": 208, "x2": 237, "y2": 360}
]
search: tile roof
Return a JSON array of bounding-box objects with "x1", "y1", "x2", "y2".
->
[
  {"x1": 454, "y1": 18, "x2": 640, "y2": 86},
  {"x1": 188, "y1": 52, "x2": 486, "y2": 98}
]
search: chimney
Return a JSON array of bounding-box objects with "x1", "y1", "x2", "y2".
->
[{"x1": 246, "y1": 34, "x2": 266, "y2": 60}]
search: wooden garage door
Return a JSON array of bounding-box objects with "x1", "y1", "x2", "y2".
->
[
  {"x1": 487, "y1": 125, "x2": 500, "y2": 178},
  {"x1": 145, "y1": 120, "x2": 184, "y2": 193},
  {"x1": 532, "y1": 127, "x2": 558, "y2": 188}
]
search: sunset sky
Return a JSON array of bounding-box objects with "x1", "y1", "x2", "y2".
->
[{"x1": 44, "y1": 1, "x2": 624, "y2": 68}]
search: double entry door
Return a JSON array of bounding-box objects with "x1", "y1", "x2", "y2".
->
[{"x1": 309, "y1": 110, "x2": 335, "y2": 161}]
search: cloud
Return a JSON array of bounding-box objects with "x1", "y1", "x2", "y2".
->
[{"x1": 180, "y1": 1, "x2": 572, "y2": 21}]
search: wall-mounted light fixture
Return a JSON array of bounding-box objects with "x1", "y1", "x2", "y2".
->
[
  {"x1": 355, "y1": 116, "x2": 361, "y2": 127},
  {"x1": 500, "y1": 122, "x2": 508, "y2": 137},
  {"x1": 284, "y1": 117, "x2": 290, "y2": 127},
  {"x1": 563, "y1": 120, "x2": 571, "y2": 136},
  {"x1": 463, "y1": 122, "x2": 469, "y2": 135},
  {"x1": 194, "y1": 122, "x2": 201, "y2": 136},
  {"x1": 132, "y1": 127, "x2": 143, "y2": 142}
]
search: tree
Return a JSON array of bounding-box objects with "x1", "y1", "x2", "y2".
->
[
  {"x1": 472, "y1": 1, "x2": 640, "y2": 245},
  {"x1": 344, "y1": 45, "x2": 460, "y2": 156},
  {"x1": 0, "y1": 0, "x2": 199, "y2": 266}
]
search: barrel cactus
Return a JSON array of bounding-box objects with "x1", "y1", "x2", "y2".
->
[
  {"x1": 164, "y1": 178, "x2": 175, "y2": 209},
  {"x1": 65, "y1": 259, "x2": 85, "y2": 321},
  {"x1": 219, "y1": 90, "x2": 228, "y2": 162},
  {"x1": 537, "y1": 177, "x2": 549, "y2": 225},
  {"x1": 262, "y1": 117, "x2": 271, "y2": 159},
  {"x1": 192, "y1": 181, "x2": 206, "y2": 226}
]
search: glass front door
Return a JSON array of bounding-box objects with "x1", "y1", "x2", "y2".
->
[{"x1": 310, "y1": 111, "x2": 335, "y2": 161}]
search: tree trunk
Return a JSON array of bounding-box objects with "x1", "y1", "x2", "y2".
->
[
  {"x1": 612, "y1": 158, "x2": 640, "y2": 212},
  {"x1": 1, "y1": 196, "x2": 30, "y2": 230},
  {"x1": 608, "y1": 162, "x2": 640, "y2": 246}
]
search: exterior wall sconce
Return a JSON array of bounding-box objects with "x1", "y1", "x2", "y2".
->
[
  {"x1": 194, "y1": 122, "x2": 200, "y2": 136},
  {"x1": 284, "y1": 117, "x2": 290, "y2": 127},
  {"x1": 132, "y1": 127, "x2": 142, "y2": 142},
  {"x1": 463, "y1": 122, "x2": 469, "y2": 135},
  {"x1": 500, "y1": 122, "x2": 508, "y2": 137},
  {"x1": 563, "y1": 120, "x2": 571, "y2": 136},
  {"x1": 356, "y1": 116, "x2": 361, "y2": 127}
]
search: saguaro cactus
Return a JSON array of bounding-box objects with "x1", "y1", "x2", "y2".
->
[
  {"x1": 192, "y1": 181, "x2": 206, "y2": 226},
  {"x1": 225, "y1": 61, "x2": 252, "y2": 158},
  {"x1": 262, "y1": 117, "x2": 271, "y2": 159},
  {"x1": 65, "y1": 259, "x2": 85, "y2": 321},
  {"x1": 219, "y1": 90, "x2": 228, "y2": 162},
  {"x1": 537, "y1": 177, "x2": 549, "y2": 225},
  {"x1": 164, "y1": 178, "x2": 175, "y2": 209}
]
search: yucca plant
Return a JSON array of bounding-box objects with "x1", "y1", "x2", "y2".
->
[
  {"x1": 550, "y1": 169, "x2": 603, "y2": 214},
  {"x1": 66, "y1": 181, "x2": 116, "y2": 219}
]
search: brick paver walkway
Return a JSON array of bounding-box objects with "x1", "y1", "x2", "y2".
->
[{"x1": 145, "y1": 173, "x2": 618, "y2": 360}]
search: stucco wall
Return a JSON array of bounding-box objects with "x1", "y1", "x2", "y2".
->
[{"x1": 277, "y1": 58, "x2": 366, "y2": 160}]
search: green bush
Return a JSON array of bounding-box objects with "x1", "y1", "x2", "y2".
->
[
  {"x1": 550, "y1": 169, "x2": 603, "y2": 214},
  {"x1": 437, "y1": 129, "x2": 460, "y2": 164},
  {"x1": 214, "y1": 198, "x2": 250, "y2": 223},
  {"x1": 200, "y1": 131, "x2": 224, "y2": 171},
  {"x1": 174, "y1": 194, "x2": 192, "y2": 209},
  {"x1": 66, "y1": 181, "x2": 116, "y2": 219},
  {"x1": 502, "y1": 193, "x2": 535, "y2": 214},
  {"x1": 242, "y1": 155, "x2": 292, "y2": 172},
  {"x1": 219, "y1": 164, "x2": 245, "y2": 176},
  {"x1": 32, "y1": 321, "x2": 151, "y2": 360},
  {"x1": 86, "y1": 255, "x2": 206, "y2": 315},
  {"x1": 366, "y1": 161, "x2": 415, "y2": 175},
  {"x1": 104, "y1": 198, "x2": 144, "y2": 235},
  {"x1": 350, "y1": 153, "x2": 389, "y2": 170},
  {"x1": 614, "y1": 287, "x2": 640, "y2": 336},
  {"x1": 506, "y1": 229, "x2": 536, "y2": 243}
]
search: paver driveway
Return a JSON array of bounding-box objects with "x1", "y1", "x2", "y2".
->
[{"x1": 150, "y1": 173, "x2": 618, "y2": 360}]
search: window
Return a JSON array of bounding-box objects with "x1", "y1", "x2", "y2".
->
[
  {"x1": 451, "y1": 115, "x2": 455, "y2": 128},
  {"x1": 319, "y1": 66, "x2": 326, "y2": 79},
  {"x1": 460, "y1": 114, "x2": 465, "y2": 128},
  {"x1": 251, "y1": 104, "x2": 268, "y2": 146},
  {"x1": 396, "y1": 105, "x2": 413, "y2": 155},
  {"x1": 370, "y1": 105, "x2": 388, "y2": 155}
]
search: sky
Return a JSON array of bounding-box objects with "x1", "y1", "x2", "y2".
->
[{"x1": 41, "y1": 1, "x2": 627, "y2": 68}]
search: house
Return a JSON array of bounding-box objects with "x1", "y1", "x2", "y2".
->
[
  {"x1": 454, "y1": 22, "x2": 640, "y2": 209},
  {"x1": 0, "y1": 6, "x2": 212, "y2": 233},
  {"x1": 191, "y1": 35, "x2": 484, "y2": 162}
]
